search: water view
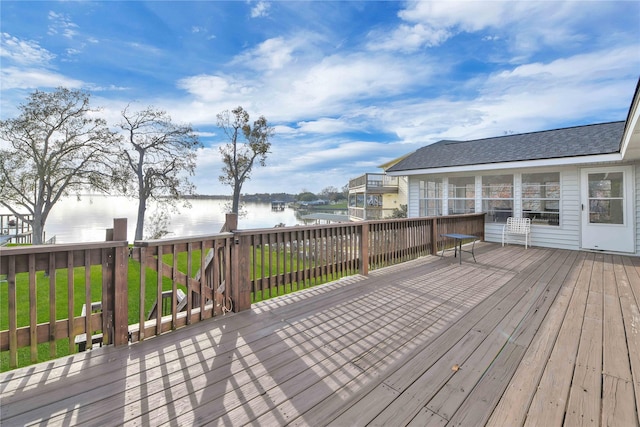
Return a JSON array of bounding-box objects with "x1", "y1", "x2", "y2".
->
[{"x1": 43, "y1": 195, "x2": 312, "y2": 243}]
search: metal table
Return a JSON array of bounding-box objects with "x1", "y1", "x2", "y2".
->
[{"x1": 440, "y1": 233, "x2": 477, "y2": 264}]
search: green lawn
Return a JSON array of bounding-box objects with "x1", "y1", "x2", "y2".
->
[{"x1": 312, "y1": 201, "x2": 348, "y2": 210}]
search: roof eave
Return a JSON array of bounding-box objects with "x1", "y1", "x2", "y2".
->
[
  {"x1": 386, "y1": 153, "x2": 623, "y2": 176},
  {"x1": 620, "y1": 79, "x2": 640, "y2": 160}
]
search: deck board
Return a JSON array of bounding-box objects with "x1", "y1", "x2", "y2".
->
[
  {"x1": 485, "y1": 250, "x2": 587, "y2": 426},
  {"x1": 521, "y1": 253, "x2": 593, "y2": 426},
  {"x1": 330, "y1": 249, "x2": 557, "y2": 426},
  {"x1": 425, "y1": 250, "x2": 574, "y2": 420},
  {"x1": 601, "y1": 254, "x2": 637, "y2": 426},
  {"x1": 564, "y1": 256, "x2": 602, "y2": 426},
  {"x1": 1, "y1": 244, "x2": 639, "y2": 427},
  {"x1": 447, "y1": 249, "x2": 581, "y2": 427},
  {"x1": 617, "y1": 255, "x2": 640, "y2": 420}
]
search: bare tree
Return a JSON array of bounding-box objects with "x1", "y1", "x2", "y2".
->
[
  {"x1": 116, "y1": 106, "x2": 201, "y2": 241},
  {"x1": 0, "y1": 88, "x2": 119, "y2": 244},
  {"x1": 217, "y1": 106, "x2": 273, "y2": 215}
]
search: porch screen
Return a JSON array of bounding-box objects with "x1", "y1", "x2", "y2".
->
[
  {"x1": 419, "y1": 178, "x2": 442, "y2": 216},
  {"x1": 448, "y1": 176, "x2": 475, "y2": 214},
  {"x1": 482, "y1": 174, "x2": 513, "y2": 222},
  {"x1": 522, "y1": 172, "x2": 560, "y2": 226}
]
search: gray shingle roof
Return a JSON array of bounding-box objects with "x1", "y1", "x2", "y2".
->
[{"x1": 387, "y1": 121, "x2": 625, "y2": 172}]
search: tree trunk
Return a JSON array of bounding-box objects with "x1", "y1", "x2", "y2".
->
[
  {"x1": 135, "y1": 196, "x2": 146, "y2": 241},
  {"x1": 31, "y1": 205, "x2": 47, "y2": 245},
  {"x1": 31, "y1": 218, "x2": 44, "y2": 245},
  {"x1": 232, "y1": 186, "x2": 241, "y2": 215}
]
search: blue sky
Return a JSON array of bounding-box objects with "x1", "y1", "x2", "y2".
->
[{"x1": 1, "y1": 1, "x2": 639, "y2": 196}]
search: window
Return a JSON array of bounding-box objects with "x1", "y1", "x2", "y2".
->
[
  {"x1": 588, "y1": 172, "x2": 623, "y2": 224},
  {"x1": 367, "y1": 194, "x2": 382, "y2": 206},
  {"x1": 482, "y1": 175, "x2": 513, "y2": 222},
  {"x1": 522, "y1": 172, "x2": 560, "y2": 226},
  {"x1": 419, "y1": 178, "x2": 442, "y2": 216},
  {"x1": 448, "y1": 176, "x2": 475, "y2": 214},
  {"x1": 349, "y1": 193, "x2": 365, "y2": 207}
]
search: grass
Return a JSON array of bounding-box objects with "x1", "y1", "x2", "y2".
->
[{"x1": 312, "y1": 201, "x2": 348, "y2": 210}]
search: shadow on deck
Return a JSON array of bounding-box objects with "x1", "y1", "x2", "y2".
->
[{"x1": 1, "y1": 243, "x2": 639, "y2": 426}]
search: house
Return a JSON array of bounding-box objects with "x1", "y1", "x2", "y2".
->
[
  {"x1": 348, "y1": 156, "x2": 409, "y2": 220},
  {"x1": 386, "y1": 79, "x2": 640, "y2": 255}
]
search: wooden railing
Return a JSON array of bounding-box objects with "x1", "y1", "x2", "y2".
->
[
  {"x1": 129, "y1": 229, "x2": 235, "y2": 342},
  {"x1": 349, "y1": 206, "x2": 399, "y2": 220},
  {"x1": 0, "y1": 213, "x2": 484, "y2": 369},
  {"x1": 0, "y1": 214, "x2": 33, "y2": 245},
  {"x1": 235, "y1": 213, "x2": 484, "y2": 306},
  {"x1": 348, "y1": 173, "x2": 399, "y2": 190},
  {"x1": 0, "y1": 219, "x2": 129, "y2": 368},
  {"x1": 237, "y1": 222, "x2": 362, "y2": 302}
]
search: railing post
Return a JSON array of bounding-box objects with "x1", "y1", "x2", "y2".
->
[
  {"x1": 431, "y1": 217, "x2": 439, "y2": 256},
  {"x1": 111, "y1": 218, "x2": 129, "y2": 346},
  {"x1": 232, "y1": 233, "x2": 252, "y2": 312},
  {"x1": 224, "y1": 213, "x2": 251, "y2": 312},
  {"x1": 221, "y1": 213, "x2": 238, "y2": 233},
  {"x1": 359, "y1": 222, "x2": 369, "y2": 276}
]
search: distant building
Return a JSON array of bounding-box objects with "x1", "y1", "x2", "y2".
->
[
  {"x1": 271, "y1": 200, "x2": 286, "y2": 211},
  {"x1": 348, "y1": 155, "x2": 409, "y2": 221}
]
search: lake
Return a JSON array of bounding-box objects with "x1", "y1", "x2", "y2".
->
[{"x1": 41, "y1": 196, "x2": 313, "y2": 243}]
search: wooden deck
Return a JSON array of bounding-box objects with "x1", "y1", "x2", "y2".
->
[{"x1": 1, "y1": 243, "x2": 639, "y2": 426}]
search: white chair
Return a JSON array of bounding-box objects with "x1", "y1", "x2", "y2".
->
[{"x1": 502, "y1": 217, "x2": 531, "y2": 249}]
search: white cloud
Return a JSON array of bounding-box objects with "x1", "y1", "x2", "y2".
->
[
  {"x1": 177, "y1": 74, "x2": 256, "y2": 107},
  {"x1": 368, "y1": 24, "x2": 450, "y2": 52},
  {"x1": 191, "y1": 26, "x2": 215, "y2": 40},
  {"x1": 274, "y1": 52, "x2": 431, "y2": 118},
  {"x1": 296, "y1": 117, "x2": 358, "y2": 135},
  {"x1": 0, "y1": 67, "x2": 84, "y2": 90},
  {"x1": 494, "y1": 45, "x2": 636, "y2": 83},
  {"x1": 48, "y1": 11, "x2": 79, "y2": 39},
  {"x1": 368, "y1": 1, "x2": 512, "y2": 52},
  {"x1": 0, "y1": 33, "x2": 85, "y2": 92},
  {"x1": 398, "y1": 1, "x2": 514, "y2": 31},
  {"x1": 371, "y1": 1, "x2": 596, "y2": 58},
  {"x1": 126, "y1": 42, "x2": 163, "y2": 56},
  {"x1": 232, "y1": 37, "x2": 296, "y2": 71},
  {"x1": 0, "y1": 33, "x2": 55, "y2": 65},
  {"x1": 394, "y1": 45, "x2": 639, "y2": 143},
  {"x1": 250, "y1": 1, "x2": 271, "y2": 18},
  {"x1": 178, "y1": 46, "x2": 432, "y2": 125}
]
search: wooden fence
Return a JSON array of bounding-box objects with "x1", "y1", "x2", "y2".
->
[
  {"x1": 0, "y1": 213, "x2": 484, "y2": 369},
  {"x1": 0, "y1": 214, "x2": 34, "y2": 245},
  {"x1": 0, "y1": 219, "x2": 129, "y2": 368},
  {"x1": 129, "y1": 228, "x2": 235, "y2": 342}
]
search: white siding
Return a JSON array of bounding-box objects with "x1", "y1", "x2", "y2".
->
[
  {"x1": 408, "y1": 177, "x2": 420, "y2": 217},
  {"x1": 636, "y1": 163, "x2": 640, "y2": 255},
  {"x1": 514, "y1": 173, "x2": 522, "y2": 218},
  {"x1": 398, "y1": 176, "x2": 409, "y2": 207},
  {"x1": 442, "y1": 177, "x2": 449, "y2": 215},
  {"x1": 407, "y1": 166, "x2": 586, "y2": 251}
]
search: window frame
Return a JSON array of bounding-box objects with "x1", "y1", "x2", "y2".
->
[
  {"x1": 448, "y1": 176, "x2": 476, "y2": 215},
  {"x1": 522, "y1": 172, "x2": 561, "y2": 226},
  {"x1": 482, "y1": 174, "x2": 513, "y2": 223},
  {"x1": 419, "y1": 178, "x2": 443, "y2": 217}
]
